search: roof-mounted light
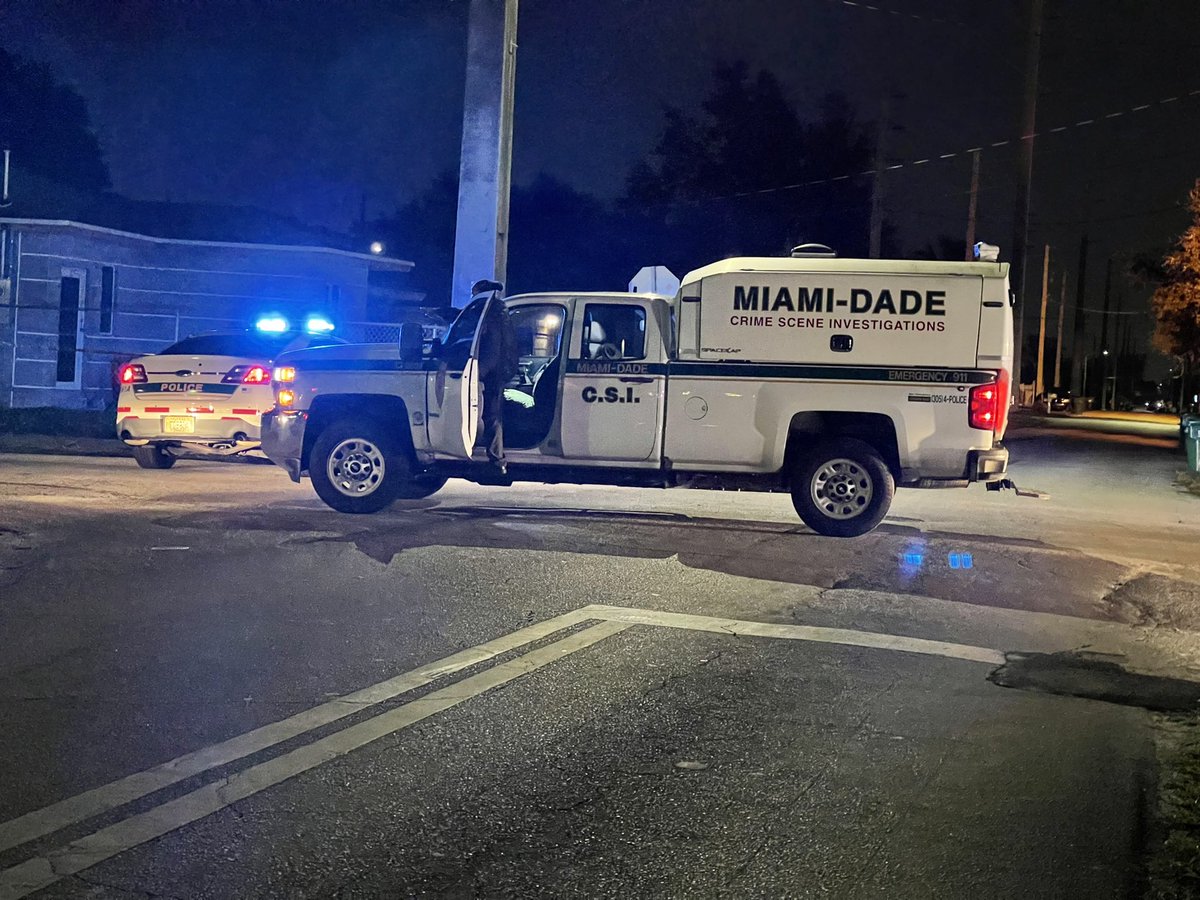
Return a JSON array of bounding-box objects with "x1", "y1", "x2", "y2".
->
[
  {"x1": 305, "y1": 316, "x2": 335, "y2": 334},
  {"x1": 973, "y1": 242, "x2": 1000, "y2": 262},
  {"x1": 256, "y1": 315, "x2": 290, "y2": 334}
]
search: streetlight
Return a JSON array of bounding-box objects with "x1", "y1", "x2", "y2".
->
[{"x1": 369, "y1": 241, "x2": 384, "y2": 255}]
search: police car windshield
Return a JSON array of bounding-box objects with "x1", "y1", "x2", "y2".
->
[{"x1": 160, "y1": 333, "x2": 342, "y2": 357}]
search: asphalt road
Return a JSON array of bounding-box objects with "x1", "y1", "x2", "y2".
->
[{"x1": 1, "y1": 420, "x2": 1198, "y2": 898}]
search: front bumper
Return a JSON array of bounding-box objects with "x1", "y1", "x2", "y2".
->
[
  {"x1": 261, "y1": 409, "x2": 308, "y2": 482},
  {"x1": 968, "y1": 446, "x2": 1009, "y2": 482}
]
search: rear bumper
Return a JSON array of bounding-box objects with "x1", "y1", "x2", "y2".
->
[
  {"x1": 968, "y1": 445, "x2": 1009, "y2": 482},
  {"x1": 261, "y1": 409, "x2": 307, "y2": 482},
  {"x1": 117, "y1": 415, "x2": 260, "y2": 444}
]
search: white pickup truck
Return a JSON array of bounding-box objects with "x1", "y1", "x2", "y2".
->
[{"x1": 261, "y1": 252, "x2": 1012, "y2": 536}]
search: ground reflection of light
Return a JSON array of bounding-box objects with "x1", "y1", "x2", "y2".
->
[
  {"x1": 898, "y1": 540, "x2": 927, "y2": 579},
  {"x1": 948, "y1": 552, "x2": 974, "y2": 570}
]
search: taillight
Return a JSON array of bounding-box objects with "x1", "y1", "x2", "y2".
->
[
  {"x1": 969, "y1": 379, "x2": 1001, "y2": 431},
  {"x1": 119, "y1": 364, "x2": 147, "y2": 385},
  {"x1": 223, "y1": 365, "x2": 271, "y2": 385},
  {"x1": 994, "y1": 368, "x2": 1011, "y2": 438},
  {"x1": 276, "y1": 389, "x2": 296, "y2": 408}
]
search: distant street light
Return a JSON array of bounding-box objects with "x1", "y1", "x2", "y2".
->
[{"x1": 369, "y1": 241, "x2": 384, "y2": 255}]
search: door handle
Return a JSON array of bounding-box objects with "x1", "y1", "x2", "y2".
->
[{"x1": 619, "y1": 377, "x2": 654, "y2": 383}]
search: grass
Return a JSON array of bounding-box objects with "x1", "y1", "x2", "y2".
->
[
  {"x1": 1176, "y1": 471, "x2": 1200, "y2": 497},
  {"x1": 1148, "y1": 717, "x2": 1200, "y2": 899},
  {"x1": 0, "y1": 406, "x2": 116, "y2": 438}
]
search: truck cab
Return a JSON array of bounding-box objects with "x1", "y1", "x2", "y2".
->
[{"x1": 426, "y1": 292, "x2": 673, "y2": 468}]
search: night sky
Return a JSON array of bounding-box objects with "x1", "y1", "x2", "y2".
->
[{"x1": 3, "y1": 0, "x2": 1200, "y2": 371}]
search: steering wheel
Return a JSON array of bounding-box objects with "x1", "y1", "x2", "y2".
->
[{"x1": 598, "y1": 342, "x2": 621, "y2": 360}]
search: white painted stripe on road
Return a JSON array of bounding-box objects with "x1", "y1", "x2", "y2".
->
[
  {"x1": 0, "y1": 608, "x2": 595, "y2": 855},
  {"x1": 0, "y1": 620, "x2": 630, "y2": 900},
  {"x1": 581, "y1": 605, "x2": 1007, "y2": 666}
]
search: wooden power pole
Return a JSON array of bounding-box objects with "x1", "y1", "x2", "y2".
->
[
  {"x1": 1053, "y1": 271, "x2": 1066, "y2": 391},
  {"x1": 964, "y1": 150, "x2": 980, "y2": 260},
  {"x1": 1035, "y1": 245, "x2": 1050, "y2": 398}
]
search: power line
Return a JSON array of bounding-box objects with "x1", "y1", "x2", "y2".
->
[
  {"x1": 826, "y1": 0, "x2": 971, "y2": 28},
  {"x1": 686, "y1": 85, "x2": 1200, "y2": 205}
]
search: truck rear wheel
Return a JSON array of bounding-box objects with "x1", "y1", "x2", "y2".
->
[
  {"x1": 791, "y1": 438, "x2": 894, "y2": 537},
  {"x1": 133, "y1": 444, "x2": 176, "y2": 470},
  {"x1": 310, "y1": 419, "x2": 408, "y2": 514}
]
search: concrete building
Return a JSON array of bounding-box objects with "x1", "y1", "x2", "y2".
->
[{"x1": 0, "y1": 219, "x2": 418, "y2": 409}]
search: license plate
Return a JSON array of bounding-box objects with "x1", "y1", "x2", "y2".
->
[{"x1": 163, "y1": 416, "x2": 195, "y2": 434}]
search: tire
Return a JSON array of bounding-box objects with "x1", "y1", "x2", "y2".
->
[
  {"x1": 396, "y1": 474, "x2": 448, "y2": 500},
  {"x1": 309, "y1": 419, "x2": 410, "y2": 514},
  {"x1": 790, "y1": 438, "x2": 894, "y2": 537},
  {"x1": 133, "y1": 444, "x2": 176, "y2": 470}
]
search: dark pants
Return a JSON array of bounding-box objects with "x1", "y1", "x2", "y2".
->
[{"x1": 482, "y1": 378, "x2": 505, "y2": 465}]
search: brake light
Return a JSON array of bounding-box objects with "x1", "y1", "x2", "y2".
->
[
  {"x1": 222, "y1": 365, "x2": 272, "y2": 385},
  {"x1": 994, "y1": 368, "x2": 1011, "y2": 438},
  {"x1": 969, "y1": 379, "x2": 1001, "y2": 431},
  {"x1": 119, "y1": 364, "x2": 147, "y2": 385}
]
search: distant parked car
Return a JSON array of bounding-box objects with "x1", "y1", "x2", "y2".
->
[{"x1": 115, "y1": 326, "x2": 344, "y2": 469}]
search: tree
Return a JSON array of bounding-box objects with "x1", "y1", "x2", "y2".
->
[
  {"x1": 1149, "y1": 179, "x2": 1200, "y2": 407},
  {"x1": 0, "y1": 47, "x2": 111, "y2": 193},
  {"x1": 626, "y1": 62, "x2": 877, "y2": 269}
]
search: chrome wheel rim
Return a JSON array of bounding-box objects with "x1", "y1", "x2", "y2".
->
[
  {"x1": 810, "y1": 458, "x2": 873, "y2": 520},
  {"x1": 327, "y1": 438, "x2": 386, "y2": 497}
]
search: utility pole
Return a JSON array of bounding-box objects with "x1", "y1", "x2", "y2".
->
[
  {"x1": 1035, "y1": 245, "x2": 1050, "y2": 398},
  {"x1": 1100, "y1": 257, "x2": 1113, "y2": 409},
  {"x1": 1009, "y1": 0, "x2": 1045, "y2": 397},
  {"x1": 868, "y1": 97, "x2": 889, "y2": 259},
  {"x1": 964, "y1": 150, "x2": 980, "y2": 261},
  {"x1": 1053, "y1": 271, "x2": 1066, "y2": 391},
  {"x1": 1071, "y1": 233, "x2": 1089, "y2": 394},
  {"x1": 450, "y1": 0, "x2": 519, "y2": 308}
]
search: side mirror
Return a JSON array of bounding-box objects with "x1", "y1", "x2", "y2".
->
[{"x1": 399, "y1": 322, "x2": 424, "y2": 361}]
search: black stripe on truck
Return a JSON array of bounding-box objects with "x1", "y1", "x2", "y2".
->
[{"x1": 567, "y1": 360, "x2": 994, "y2": 385}]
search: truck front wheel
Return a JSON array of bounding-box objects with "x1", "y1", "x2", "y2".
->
[
  {"x1": 791, "y1": 438, "x2": 894, "y2": 537},
  {"x1": 310, "y1": 420, "x2": 408, "y2": 514}
]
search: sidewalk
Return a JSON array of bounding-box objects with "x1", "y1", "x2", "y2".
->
[
  {"x1": 0, "y1": 434, "x2": 129, "y2": 458},
  {"x1": 1070, "y1": 409, "x2": 1180, "y2": 426}
]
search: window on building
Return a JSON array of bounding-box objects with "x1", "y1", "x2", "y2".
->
[
  {"x1": 57, "y1": 277, "x2": 81, "y2": 383},
  {"x1": 99, "y1": 266, "x2": 115, "y2": 334},
  {"x1": 580, "y1": 304, "x2": 646, "y2": 361}
]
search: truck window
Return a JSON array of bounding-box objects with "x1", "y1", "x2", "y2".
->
[
  {"x1": 581, "y1": 304, "x2": 646, "y2": 361},
  {"x1": 438, "y1": 295, "x2": 489, "y2": 368},
  {"x1": 508, "y1": 304, "x2": 565, "y2": 386}
]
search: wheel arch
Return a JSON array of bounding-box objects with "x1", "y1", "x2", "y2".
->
[
  {"x1": 302, "y1": 394, "x2": 414, "y2": 472},
  {"x1": 782, "y1": 411, "x2": 902, "y2": 487}
]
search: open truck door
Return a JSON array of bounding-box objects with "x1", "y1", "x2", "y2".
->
[{"x1": 427, "y1": 293, "x2": 493, "y2": 459}]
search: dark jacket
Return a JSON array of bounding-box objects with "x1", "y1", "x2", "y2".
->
[{"x1": 478, "y1": 298, "x2": 519, "y2": 384}]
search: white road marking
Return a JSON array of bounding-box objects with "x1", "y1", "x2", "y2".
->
[
  {"x1": 0, "y1": 620, "x2": 630, "y2": 900},
  {"x1": 0, "y1": 608, "x2": 595, "y2": 855},
  {"x1": 581, "y1": 604, "x2": 1007, "y2": 666},
  {"x1": 0, "y1": 603, "x2": 1014, "y2": 897}
]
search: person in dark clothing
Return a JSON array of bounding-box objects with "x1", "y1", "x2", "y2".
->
[{"x1": 473, "y1": 280, "x2": 519, "y2": 473}]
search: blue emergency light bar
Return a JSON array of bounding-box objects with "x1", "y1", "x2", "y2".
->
[
  {"x1": 256, "y1": 315, "x2": 290, "y2": 333},
  {"x1": 305, "y1": 316, "x2": 335, "y2": 334}
]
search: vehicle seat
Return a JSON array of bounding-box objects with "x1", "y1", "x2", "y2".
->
[{"x1": 586, "y1": 321, "x2": 607, "y2": 359}]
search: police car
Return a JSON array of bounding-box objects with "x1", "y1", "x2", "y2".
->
[
  {"x1": 116, "y1": 317, "x2": 343, "y2": 469},
  {"x1": 263, "y1": 246, "x2": 1014, "y2": 537}
]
